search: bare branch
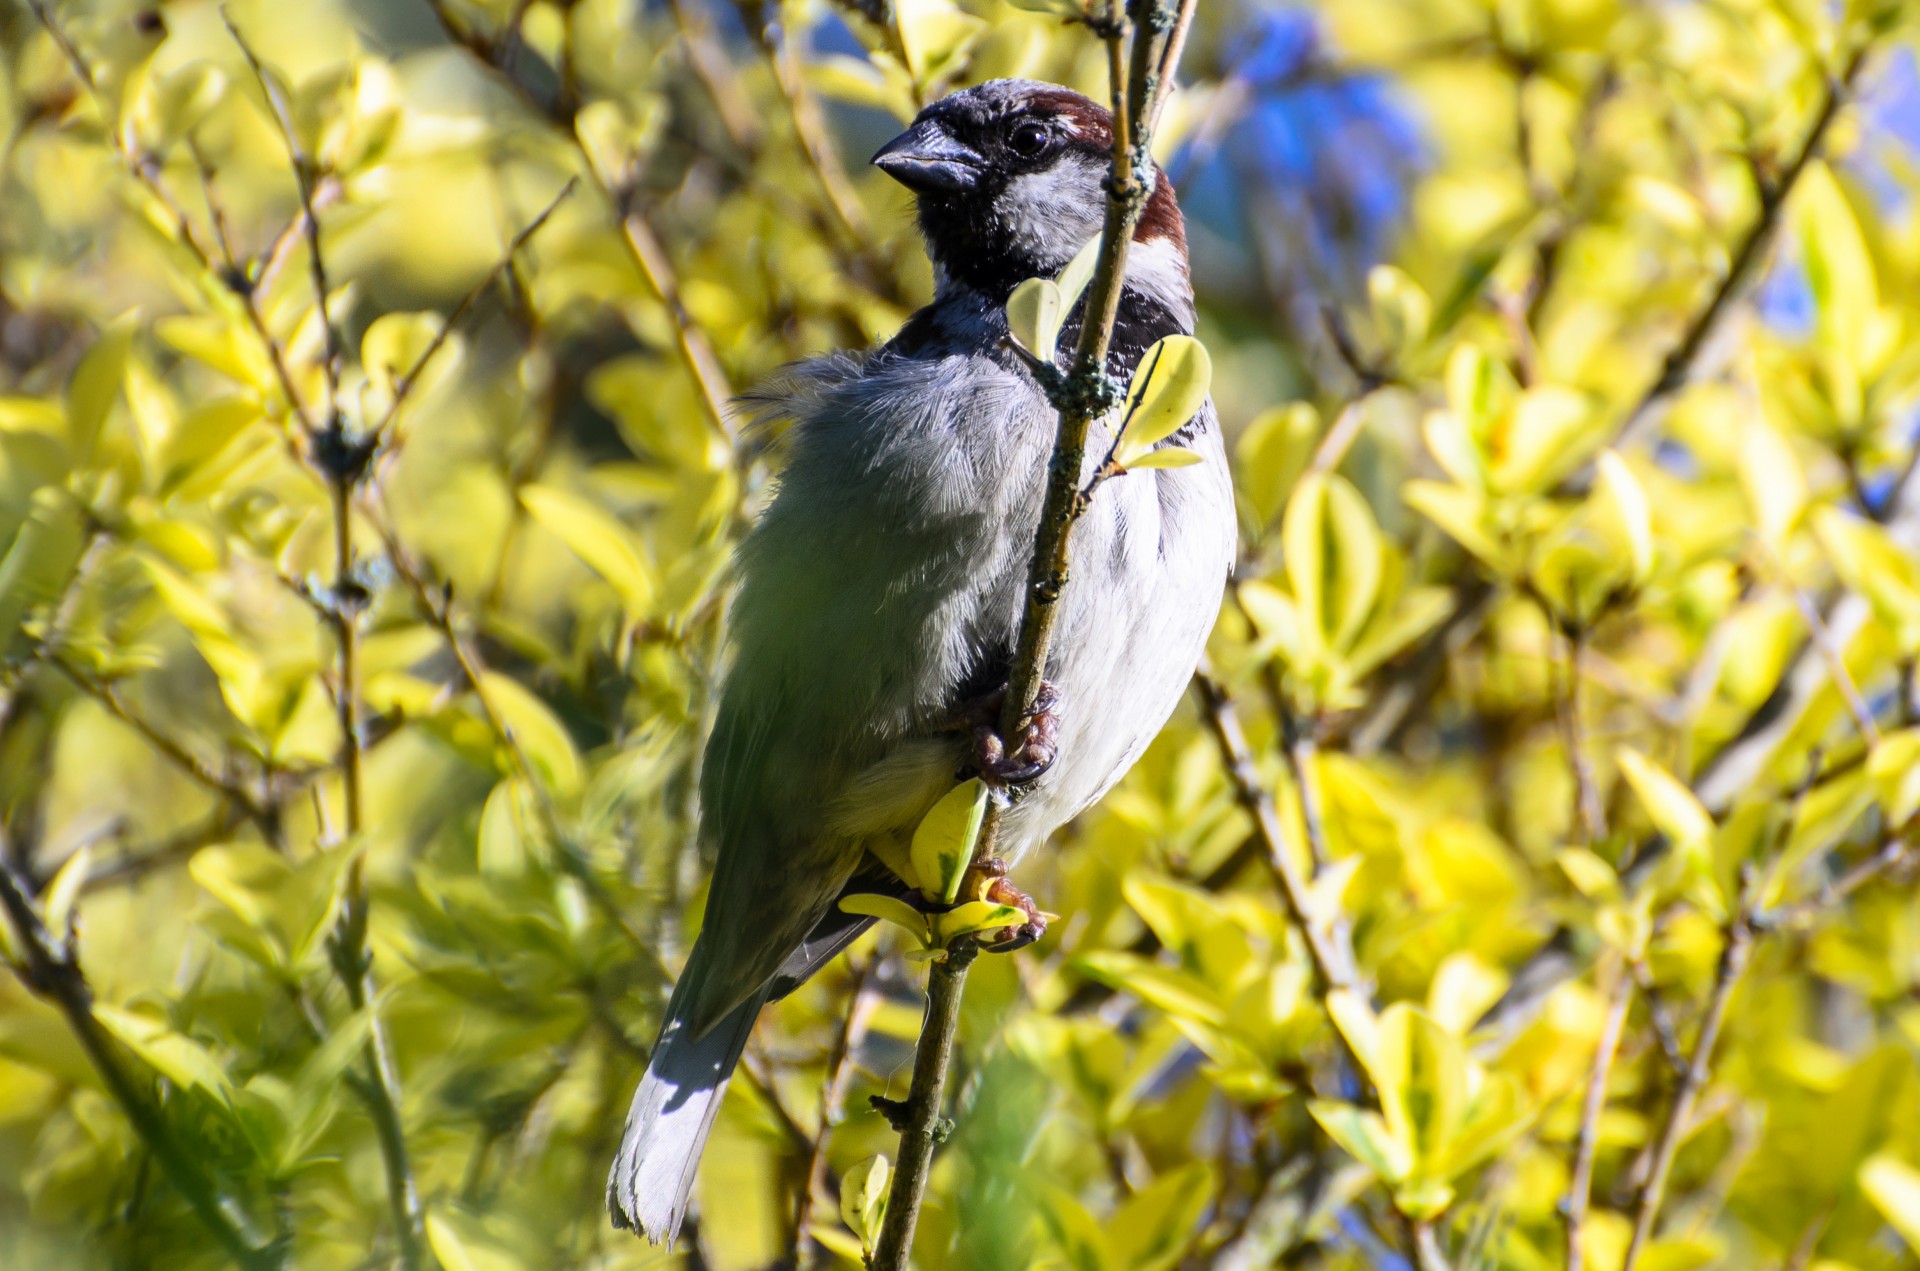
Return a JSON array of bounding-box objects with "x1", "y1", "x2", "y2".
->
[{"x1": 1564, "y1": 962, "x2": 1633, "y2": 1271}]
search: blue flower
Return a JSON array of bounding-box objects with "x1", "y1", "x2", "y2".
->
[{"x1": 1172, "y1": 7, "x2": 1424, "y2": 302}]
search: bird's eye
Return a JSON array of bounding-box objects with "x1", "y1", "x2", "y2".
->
[{"x1": 1008, "y1": 120, "x2": 1052, "y2": 158}]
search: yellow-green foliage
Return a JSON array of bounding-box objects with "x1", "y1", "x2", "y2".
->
[{"x1": 1, "y1": 1, "x2": 1919, "y2": 1269}]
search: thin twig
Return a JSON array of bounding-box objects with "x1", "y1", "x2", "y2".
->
[
  {"x1": 1193, "y1": 671, "x2": 1357, "y2": 998},
  {"x1": 0, "y1": 851, "x2": 284, "y2": 1270},
  {"x1": 1195, "y1": 669, "x2": 1449, "y2": 1268},
  {"x1": 43, "y1": 653, "x2": 274, "y2": 832},
  {"x1": 1620, "y1": 917, "x2": 1751, "y2": 1270},
  {"x1": 794, "y1": 953, "x2": 881, "y2": 1267},
  {"x1": 1564, "y1": 960, "x2": 1633, "y2": 1271}
]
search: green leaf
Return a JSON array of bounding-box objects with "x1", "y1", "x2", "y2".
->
[
  {"x1": 839, "y1": 1155, "x2": 891, "y2": 1254},
  {"x1": 1116, "y1": 336, "x2": 1211, "y2": 466},
  {"x1": 519, "y1": 483, "x2": 655, "y2": 616},
  {"x1": 68, "y1": 316, "x2": 137, "y2": 458},
  {"x1": 93, "y1": 1006, "x2": 235, "y2": 1107},
  {"x1": 361, "y1": 311, "x2": 454, "y2": 401},
  {"x1": 1308, "y1": 1100, "x2": 1413, "y2": 1182},
  {"x1": 1861, "y1": 1155, "x2": 1920, "y2": 1253},
  {"x1": 0, "y1": 487, "x2": 86, "y2": 650}
]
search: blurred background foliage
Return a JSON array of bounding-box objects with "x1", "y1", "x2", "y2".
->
[{"x1": 1, "y1": 0, "x2": 1920, "y2": 1268}]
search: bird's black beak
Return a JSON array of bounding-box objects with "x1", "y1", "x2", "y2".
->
[{"x1": 872, "y1": 119, "x2": 984, "y2": 193}]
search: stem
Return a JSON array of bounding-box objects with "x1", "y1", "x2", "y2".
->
[
  {"x1": 1620, "y1": 915, "x2": 1753, "y2": 1271},
  {"x1": 0, "y1": 857, "x2": 283, "y2": 1270},
  {"x1": 794, "y1": 954, "x2": 881, "y2": 1267},
  {"x1": 1194, "y1": 671, "x2": 1355, "y2": 998},
  {"x1": 1565, "y1": 961, "x2": 1633, "y2": 1271},
  {"x1": 868, "y1": 942, "x2": 976, "y2": 1271}
]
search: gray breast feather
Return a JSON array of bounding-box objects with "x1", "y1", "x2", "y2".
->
[{"x1": 704, "y1": 338, "x2": 1233, "y2": 865}]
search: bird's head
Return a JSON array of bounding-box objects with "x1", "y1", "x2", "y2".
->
[{"x1": 872, "y1": 80, "x2": 1187, "y2": 305}]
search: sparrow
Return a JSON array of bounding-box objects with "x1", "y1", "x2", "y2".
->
[{"x1": 608, "y1": 78, "x2": 1236, "y2": 1243}]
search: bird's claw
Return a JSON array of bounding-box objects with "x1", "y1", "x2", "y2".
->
[
  {"x1": 974, "y1": 865, "x2": 1048, "y2": 952},
  {"x1": 966, "y1": 681, "x2": 1060, "y2": 789}
]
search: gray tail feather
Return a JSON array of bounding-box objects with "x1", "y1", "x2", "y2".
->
[{"x1": 606, "y1": 985, "x2": 768, "y2": 1245}]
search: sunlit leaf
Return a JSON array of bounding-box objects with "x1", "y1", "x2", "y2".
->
[
  {"x1": 1116, "y1": 336, "x2": 1212, "y2": 467},
  {"x1": 909, "y1": 779, "x2": 988, "y2": 904}
]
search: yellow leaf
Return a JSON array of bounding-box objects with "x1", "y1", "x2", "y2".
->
[
  {"x1": 1593, "y1": 451, "x2": 1654, "y2": 586},
  {"x1": 1368, "y1": 264, "x2": 1431, "y2": 356},
  {"x1": 1737, "y1": 418, "x2": 1807, "y2": 547},
  {"x1": 425, "y1": 1213, "x2": 480, "y2": 1271},
  {"x1": 1124, "y1": 447, "x2": 1204, "y2": 470},
  {"x1": 1006, "y1": 277, "x2": 1064, "y2": 362},
  {"x1": 1615, "y1": 747, "x2": 1713, "y2": 848},
  {"x1": 1116, "y1": 336, "x2": 1212, "y2": 465},
  {"x1": 40, "y1": 846, "x2": 91, "y2": 939},
  {"x1": 1308, "y1": 1101, "x2": 1413, "y2": 1183},
  {"x1": 519, "y1": 483, "x2": 655, "y2": 616},
  {"x1": 476, "y1": 673, "x2": 583, "y2": 795},
  {"x1": 838, "y1": 893, "x2": 929, "y2": 938},
  {"x1": 934, "y1": 901, "x2": 1027, "y2": 944},
  {"x1": 1322, "y1": 475, "x2": 1384, "y2": 651},
  {"x1": 1861, "y1": 1155, "x2": 1920, "y2": 1253},
  {"x1": 908, "y1": 779, "x2": 988, "y2": 904},
  {"x1": 1796, "y1": 163, "x2": 1878, "y2": 352},
  {"x1": 839, "y1": 1155, "x2": 891, "y2": 1253},
  {"x1": 1869, "y1": 730, "x2": 1920, "y2": 826},
  {"x1": 1235, "y1": 402, "x2": 1319, "y2": 528}
]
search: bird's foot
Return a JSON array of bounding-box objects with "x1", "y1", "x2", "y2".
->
[
  {"x1": 969, "y1": 859, "x2": 1049, "y2": 952},
  {"x1": 965, "y1": 681, "x2": 1060, "y2": 788}
]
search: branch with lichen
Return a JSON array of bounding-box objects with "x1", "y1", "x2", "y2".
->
[{"x1": 861, "y1": 2, "x2": 1199, "y2": 1266}]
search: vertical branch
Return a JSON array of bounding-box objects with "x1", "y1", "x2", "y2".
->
[
  {"x1": 1564, "y1": 960, "x2": 1633, "y2": 1271},
  {"x1": 223, "y1": 17, "x2": 426, "y2": 1266},
  {"x1": 865, "y1": 2, "x2": 1199, "y2": 1266},
  {"x1": 865, "y1": 942, "x2": 975, "y2": 1271}
]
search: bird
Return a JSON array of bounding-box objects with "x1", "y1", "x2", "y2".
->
[{"x1": 607, "y1": 77, "x2": 1236, "y2": 1245}]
